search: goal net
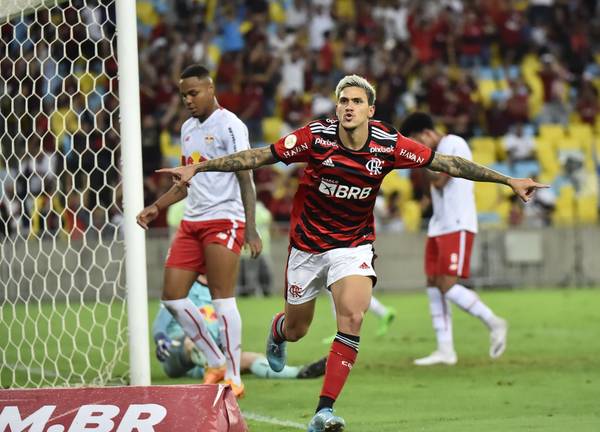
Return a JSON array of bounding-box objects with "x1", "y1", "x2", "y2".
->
[{"x1": 0, "y1": 0, "x2": 131, "y2": 387}]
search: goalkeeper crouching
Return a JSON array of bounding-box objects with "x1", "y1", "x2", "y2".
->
[{"x1": 152, "y1": 275, "x2": 326, "y2": 381}]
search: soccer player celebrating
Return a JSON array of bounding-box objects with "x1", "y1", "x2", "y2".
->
[
  {"x1": 157, "y1": 75, "x2": 547, "y2": 431},
  {"x1": 137, "y1": 64, "x2": 262, "y2": 398},
  {"x1": 401, "y1": 112, "x2": 508, "y2": 366}
]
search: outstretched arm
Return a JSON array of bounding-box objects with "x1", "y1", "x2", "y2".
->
[
  {"x1": 156, "y1": 146, "x2": 276, "y2": 184},
  {"x1": 428, "y1": 153, "x2": 548, "y2": 202}
]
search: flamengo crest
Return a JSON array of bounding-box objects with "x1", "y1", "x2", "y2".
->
[{"x1": 365, "y1": 158, "x2": 383, "y2": 175}]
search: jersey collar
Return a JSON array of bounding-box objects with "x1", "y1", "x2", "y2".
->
[{"x1": 336, "y1": 122, "x2": 372, "y2": 153}]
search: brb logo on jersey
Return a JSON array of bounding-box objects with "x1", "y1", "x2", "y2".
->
[
  {"x1": 365, "y1": 158, "x2": 383, "y2": 175},
  {"x1": 319, "y1": 178, "x2": 372, "y2": 199}
]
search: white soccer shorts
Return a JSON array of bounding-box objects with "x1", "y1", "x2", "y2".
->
[{"x1": 285, "y1": 244, "x2": 377, "y2": 305}]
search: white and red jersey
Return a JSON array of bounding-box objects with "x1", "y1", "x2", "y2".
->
[
  {"x1": 270, "y1": 118, "x2": 434, "y2": 253},
  {"x1": 428, "y1": 134, "x2": 478, "y2": 237},
  {"x1": 180, "y1": 108, "x2": 250, "y2": 222}
]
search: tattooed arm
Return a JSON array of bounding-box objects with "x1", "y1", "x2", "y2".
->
[
  {"x1": 197, "y1": 146, "x2": 275, "y2": 173},
  {"x1": 428, "y1": 153, "x2": 548, "y2": 202},
  {"x1": 429, "y1": 153, "x2": 510, "y2": 184},
  {"x1": 157, "y1": 146, "x2": 276, "y2": 185}
]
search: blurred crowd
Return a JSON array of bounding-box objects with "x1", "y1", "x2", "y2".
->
[
  {"x1": 1, "y1": 0, "x2": 600, "y2": 240},
  {"x1": 0, "y1": 0, "x2": 122, "y2": 239},
  {"x1": 136, "y1": 0, "x2": 600, "y2": 231}
]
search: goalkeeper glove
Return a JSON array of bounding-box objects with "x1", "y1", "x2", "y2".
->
[{"x1": 154, "y1": 333, "x2": 173, "y2": 362}]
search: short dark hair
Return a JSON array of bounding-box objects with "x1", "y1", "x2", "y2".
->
[
  {"x1": 180, "y1": 64, "x2": 210, "y2": 80},
  {"x1": 400, "y1": 112, "x2": 435, "y2": 136}
]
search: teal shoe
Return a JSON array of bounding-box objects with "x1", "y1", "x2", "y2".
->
[
  {"x1": 307, "y1": 408, "x2": 345, "y2": 432},
  {"x1": 266, "y1": 313, "x2": 287, "y2": 372}
]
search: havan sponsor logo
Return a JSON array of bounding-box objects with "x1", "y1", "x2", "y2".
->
[
  {"x1": 398, "y1": 148, "x2": 425, "y2": 164},
  {"x1": 282, "y1": 142, "x2": 309, "y2": 159}
]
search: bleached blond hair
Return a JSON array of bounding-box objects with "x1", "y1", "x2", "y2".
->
[{"x1": 335, "y1": 75, "x2": 376, "y2": 106}]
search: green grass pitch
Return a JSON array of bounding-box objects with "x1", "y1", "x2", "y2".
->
[{"x1": 3, "y1": 289, "x2": 600, "y2": 431}]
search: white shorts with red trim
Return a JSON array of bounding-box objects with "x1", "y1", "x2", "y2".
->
[{"x1": 285, "y1": 244, "x2": 376, "y2": 305}]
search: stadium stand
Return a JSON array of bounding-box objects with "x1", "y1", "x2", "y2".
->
[{"x1": 1, "y1": 0, "x2": 599, "y2": 238}]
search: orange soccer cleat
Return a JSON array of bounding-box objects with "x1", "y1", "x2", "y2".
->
[
  {"x1": 224, "y1": 379, "x2": 245, "y2": 399},
  {"x1": 202, "y1": 365, "x2": 226, "y2": 384}
]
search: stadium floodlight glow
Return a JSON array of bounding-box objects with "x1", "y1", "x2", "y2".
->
[{"x1": 0, "y1": 0, "x2": 150, "y2": 387}]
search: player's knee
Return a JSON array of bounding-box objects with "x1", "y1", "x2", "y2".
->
[
  {"x1": 338, "y1": 311, "x2": 364, "y2": 334},
  {"x1": 284, "y1": 323, "x2": 309, "y2": 342},
  {"x1": 437, "y1": 276, "x2": 456, "y2": 292}
]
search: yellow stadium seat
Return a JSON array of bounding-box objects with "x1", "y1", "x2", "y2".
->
[
  {"x1": 470, "y1": 137, "x2": 496, "y2": 154},
  {"x1": 207, "y1": 44, "x2": 221, "y2": 74},
  {"x1": 401, "y1": 200, "x2": 421, "y2": 232},
  {"x1": 495, "y1": 138, "x2": 507, "y2": 161},
  {"x1": 552, "y1": 185, "x2": 576, "y2": 226},
  {"x1": 568, "y1": 112, "x2": 582, "y2": 125},
  {"x1": 576, "y1": 196, "x2": 598, "y2": 224},
  {"x1": 269, "y1": 1, "x2": 286, "y2": 23},
  {"x1": 472, "y1": 150, "x2": 496, "y2": 165},
  {"x1": 381, "y1": 171, "x2": 413, "y2": 200},
  {"x1": 568, "y1": 124, "x2": 594, "y2": 163},
  {"x1": 477, "y1": 79, "x2": 497, "y2": 107},
  {"x1": 538, "y1": 124, "x2": 566, "y2": 142},
  {"x1": 136, "y1": 1, "x2": 159, "y2": 27},
  {"x1": 159, "y1": 130, "x2": 181, "y2": 166},
  {"x1": 475, "y1": 182, "x2": 501, "y2": 212},
  {"x1": 262, "y1": 117, "x2": 284, "y2": 144},
  {"x1": 569, "y1": 122, "x2": 593, "y2": 138},
  {"x1": 556, "y1": 137, "x2": 582, "y2": 151},
  {"x1": 335, "y1": 0, "x2": 356, "y2": 21},
  {"x1": 535, "y1": 137, "x2": 561, "y2": 179}
]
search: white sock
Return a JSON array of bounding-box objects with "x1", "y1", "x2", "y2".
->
[
  {"x1": 426, "y1": 287, "x2": 454, "y2": 352},
  {"x1": 212, "y1": 297, "x2": 243, "y2": 386},
  {"x1": 445, "y1": 284, "x2": 497, "y2": 328},
  {"x1": 162, "y1": 298, "x2": 225, "y2": 367},
  {"x1": 369, "y1": 296, "x2": 387, "y2": 318}
]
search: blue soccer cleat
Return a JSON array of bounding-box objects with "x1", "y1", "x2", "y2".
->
[
  {"x1": 266, "y1": 313, "x2": 287, "y2": 372},
  {"x1": 307, "y1": 408, "x2": 345, "y2": 432}
]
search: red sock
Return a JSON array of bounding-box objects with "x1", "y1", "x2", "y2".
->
[
  {"x1": 271, "y1": 312, "x2": 286, "y2": 343},
  {"x1": 319, "y1": 334, "x2": 359, "y2": 401}
]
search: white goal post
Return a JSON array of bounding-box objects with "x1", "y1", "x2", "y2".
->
[{"x1": 0, "y1": 0, "x2": 150, "y2": 386}]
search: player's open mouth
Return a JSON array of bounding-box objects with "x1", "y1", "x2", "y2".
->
[{"x1": 344, "y1": 114, "x2": 353, "y2": 121}]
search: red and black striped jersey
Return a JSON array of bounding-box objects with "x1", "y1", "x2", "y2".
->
[{"x1": 270, "y1": 118, "x2": 434, "y2": 253}]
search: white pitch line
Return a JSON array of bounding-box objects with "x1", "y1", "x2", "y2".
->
[
  {"x1": 243, "y1": 411, "x2": 306, "y2": 430},
  {"x1": 12, "y1": 365, "x2": 60, "y2": 377}
]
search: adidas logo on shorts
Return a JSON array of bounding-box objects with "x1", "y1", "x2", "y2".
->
[
  {"x1": 359, "y1": 262, "x2": 370, "y2": 269},
  {"x1": 322, "y1": 158, "x2": 334, "y2": 167}
]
